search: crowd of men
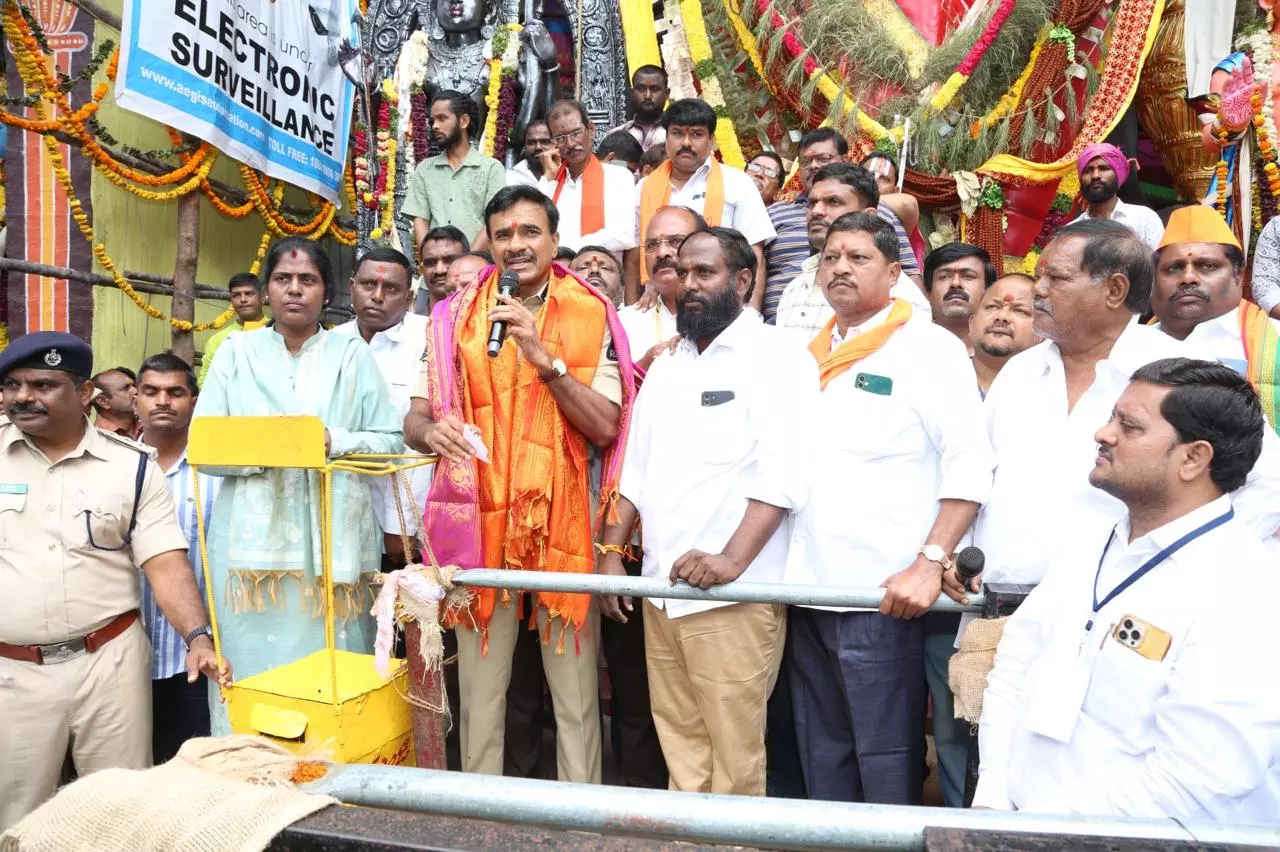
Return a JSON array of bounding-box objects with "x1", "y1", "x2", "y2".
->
[{"x1": 2, "y1": 63, "x2": 1280, "y2": 833}]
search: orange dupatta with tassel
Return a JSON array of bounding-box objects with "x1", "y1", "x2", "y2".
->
[
  {"x1": 638, "y1": 158, "x2": 725, "y2": 283},
  {"x1": 424, "y1": 264, "x2": 637, "y2": 651},
  {"x1": 552, "y1": 155, "x2": 605, "y2": 235},
  {"x1": 808, "y1": 299, "x2": 913, "y2": 390}
]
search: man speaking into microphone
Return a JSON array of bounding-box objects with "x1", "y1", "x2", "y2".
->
[{"x1": 406, "y1": 184, "x2": 636, "y2": 784}]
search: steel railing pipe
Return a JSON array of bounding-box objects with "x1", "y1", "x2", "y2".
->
[
  {"x1": 303, "y1": 764, "x2": 1280, "y2": 851},
  {"x1": 450, "y1": 569, "x2": 985, "y2": 612}
]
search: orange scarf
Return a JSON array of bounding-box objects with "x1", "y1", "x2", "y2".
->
[
  {"x1": 638, "y1": 158, "x2": 725, "y2": 283},
  {"x1": 455, "y1": 268, "x2": 609, "y2": 640},
  {"x1": 808, "y1": 299, "x2": 913, "y2": 390},
  {"x1": 552, "y1": 155, "x2": 605, "y2": 235}
]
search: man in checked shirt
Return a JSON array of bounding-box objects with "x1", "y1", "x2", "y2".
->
[{"x1": 135, "y1": 352, "x2": 221, "y2": 763}]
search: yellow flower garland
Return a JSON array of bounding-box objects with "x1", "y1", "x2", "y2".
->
[
  {"x1": 679, "y1": 0, "x2": 745, "y2": 168},
  {"x1": 972, "y1": 28, "x2": 1047, "y2": 137},
  {"x1": 481, "y1": 25, "x2": 521, "y2": 158},
  {"x1": 44, "y1": 130, "x2": 233, "y2": 332}
]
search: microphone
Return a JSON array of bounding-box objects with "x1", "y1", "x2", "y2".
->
[
  {"x1": 487, "y1": 270, "x2": 521, "y2": 358},
  {"x1": 956, "y1": 546, "x2": 985, "y2": 587}
]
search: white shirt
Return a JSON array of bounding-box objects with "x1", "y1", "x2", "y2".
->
[
  {"x1": 1160, "y1": 302, "x2": 1280, "y2": 374},
  {"x1": 774, "y1": 254, "x2": 931, "y2": 340},
  {"x1": 634, "y1": 159, "x2": 777, "y2": 247},
  {"x1": 1071, "y1": 198, "x2": 1165, "y2": 251},
  {"x1": 618, "y1": 311, "x2": 819, "y2": 618},
  {"x1": 333, "y1": 314, "x2": 432, "y2": 536},
  {"x1": 507, "y1": 160, "x2": 542, "y2": 188},
  {"x1": 974, "y1": 496, "x2": 1280, "y2": 823},
  {"x1": 538, "y1": 160, "x2": 637, "y2": 253},
  {"x1": 975, "y1": 318, "x2": 1280, "y2": 585},
  {"x1": 617, "y1": 300, "x2": 678, "y2": 362},
  {"x1": 785, "y1": 307, "x2": 994, "y2": 599}
]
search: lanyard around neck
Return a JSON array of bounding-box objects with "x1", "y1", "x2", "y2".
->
[{"x1": 1086, "y1": 506, "x2": 1233, "y2": 632}]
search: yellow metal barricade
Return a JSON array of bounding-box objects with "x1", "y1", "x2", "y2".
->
[{"x1": 188, "y1": 415, "x2": 433, "y2": 765}]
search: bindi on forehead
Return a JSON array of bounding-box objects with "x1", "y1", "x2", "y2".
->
[{"x1": 290, "y1": 249, "x2": 299, "y2": 259}]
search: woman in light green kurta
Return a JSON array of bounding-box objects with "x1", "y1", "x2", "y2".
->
[{"x1": 194, "y1": 238, "x2": 402, "y2": 733}]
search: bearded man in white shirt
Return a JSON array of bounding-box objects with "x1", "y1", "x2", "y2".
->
[
  {"x1": 539, "y1": 100, "x2": 637, "y2": 254},
  {"x1": 783, "y1": 212, "x2": 994, "y2": 805},
  {"x1": 334, "y1": 247, "x2": 432, "y2": 566},
  {"x1": 975, "y1": 357, "x2": 1280, "y2": 823},
  {"x1": 975, "y1": 219, "x2": 1280, "y2": 587},
  {"x1": 1151, "y1": 205, "x2": 1280, "y2": 435},
  {"x1": 597, "y1": 226, "x2": 819, "y2": 796}
]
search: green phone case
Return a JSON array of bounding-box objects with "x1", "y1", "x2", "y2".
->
[{"x1": 854, "y1": 372, "x2": 893, "y2": 396}]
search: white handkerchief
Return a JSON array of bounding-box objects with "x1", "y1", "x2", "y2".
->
[{"x1": 464, "y1": 424, "x2": 491, "y2": 463}]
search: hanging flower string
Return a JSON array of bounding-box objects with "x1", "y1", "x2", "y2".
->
[
  {"x1": 370, "y1": 78, "x2": 399, "y2": 241},
  {"x1": 491, "y1": 34, "x2": 522, "y2": 162},
  {"x1": 971, "y1": 27, "x2": 1048, "y2": 137},
  {"x1": 1215, "y1": 126, "x2": 1231, "y2": 216},
  {"x1": 928, "y1": 0, "x2": 1018, "y2": 114},
  {"x1": 681, "y1": 0, "x2": 745, "y2": 168},
  {"x1": 482, "y1": 25, "x2": 519, "y2": 158}
]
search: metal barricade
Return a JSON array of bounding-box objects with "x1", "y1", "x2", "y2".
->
[{"x1": 300, "y1": 763, "x2": 1280, "y2": 851}]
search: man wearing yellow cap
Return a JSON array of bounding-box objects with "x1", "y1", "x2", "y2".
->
[{"x1": 1152, "y1": 205, "x2": 1280, "y2": 431}]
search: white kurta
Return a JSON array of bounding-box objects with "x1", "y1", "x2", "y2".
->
[{"x1": 538, "y1": 160, "x2": 638, "y2": 253}]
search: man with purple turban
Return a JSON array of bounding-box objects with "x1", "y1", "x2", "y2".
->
[{"x1": 1070, "y1": 143, "x2": 1164, "y2": 250}]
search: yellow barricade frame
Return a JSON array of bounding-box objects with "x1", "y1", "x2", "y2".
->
[{"x1": 187, "y1": 415, "x2": 436, "y2": 752}]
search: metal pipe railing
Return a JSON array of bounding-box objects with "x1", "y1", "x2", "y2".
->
[
  {"x1": 450, "y1": 569, "x2": 985, "y2": 612},
  {"x1": 303, "y1": 765, "x2": 1280, "y2": 851}
]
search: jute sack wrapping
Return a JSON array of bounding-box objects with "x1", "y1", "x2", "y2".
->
[
  {"x1": 0, "y1": 736, "x2": 337, "y2": 852},
  {"x1": 948, "y1": 616, "x2": 1009, "y2": 724}
]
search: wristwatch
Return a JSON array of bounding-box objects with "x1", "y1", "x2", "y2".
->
[
  {"x1": 184, "y1": 625, "x2": 213, "y2": 650},
  {"x1": 538, "y1": 358, "x2": 568, "y2": 384},
  {"x1": 919, "y1": 545, "x2": 955, "y2": 572}
]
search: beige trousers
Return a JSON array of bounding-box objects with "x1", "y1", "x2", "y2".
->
[
  {"x1": 455, "y1": 600, "x2": 601, "y2": 783},
  {"x1": 0, "y1": 620, "x2": 151, "y2": 831},
  {"x1": 643, "y1": 601, "x2": 786, "y2": 796}
]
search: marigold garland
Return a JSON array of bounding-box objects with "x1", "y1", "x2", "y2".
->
[
  {"x1": 481, "y1": 25, "x2": 519, "y2": 158},
  {"x1": 38, "y1": 129, "x2": 233, "y2": 332},
  {"x1": 928, "y1": 0, "x2": 1018, "y2": 114},
  {"x1": 3, "y1": 2, "x2": 215, "y2": 192},
  {"x1": 680, "y1": 0, "x2": 745, "y2": 168},
  {"x1": 370, "y1": 78, "x2": 399, "y2": 241},
  {"x1": 1215, "y1": 126, "x2": 1230, "y2": 216},
  {"x1": 971, "y1": 27, "x2": 1047, "y2": 138}
]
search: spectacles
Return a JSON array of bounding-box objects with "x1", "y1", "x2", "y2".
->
[
  {"x1": 799, "y1": 153, "x2": 841, "y2": 170},
  {"x1": 551, "y1": 127, "x2": 587, "y2": 145},
  {"x1": 746, "y1": 162, "x2": 781, "y2": 179},
  {"x1": 644, "y1": 236, "x2": 688, "y2": 253}
]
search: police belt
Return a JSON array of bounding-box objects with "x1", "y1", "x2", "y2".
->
[{"x1": 0, "y1": 609, "x2": 139, "y2": 665}]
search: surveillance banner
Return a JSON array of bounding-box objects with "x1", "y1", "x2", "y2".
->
[{"x1": 115, "y1": 0, "x2": 357, "y2": 201}]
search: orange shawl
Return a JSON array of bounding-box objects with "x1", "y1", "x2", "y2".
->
[
  {"x1": 808, "y1": 299, "x2": 913, "y2": 390},
  {"x1": 552, "y1": 155, "x2": 605, "y2": 235},
  {"x1": 638, "y1": 158, "x2": 725, "y2": 283},
  {"x1": 454, "y1": 267, "x2": 611, "y2": 642}
]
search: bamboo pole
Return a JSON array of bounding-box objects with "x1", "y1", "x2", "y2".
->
[{"x1": 170, "y1": 192, "x2": 199, "y2": 363}]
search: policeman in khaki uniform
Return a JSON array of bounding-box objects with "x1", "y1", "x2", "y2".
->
[{"x1": 0, "y1": 333, "x2": 231, "y2": 830}]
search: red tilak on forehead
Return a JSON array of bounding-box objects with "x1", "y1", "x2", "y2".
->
[
  {"x1": 290, "y1": 249, "x2": 299, "y2": 259},
  {"x1": 1002, "y1": 293, "x2": 1016, "y2": 303},
  {"x1": 373, "y1": 263, "x2": 389, "y2": 277}
]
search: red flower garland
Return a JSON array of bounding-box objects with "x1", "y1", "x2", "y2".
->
[
  {"x1": 411, "y1": 89, "x2": 430, "y2": 164},
  {"x1": 957, "y1": 0, "x2": 1016, "y2": 76}
]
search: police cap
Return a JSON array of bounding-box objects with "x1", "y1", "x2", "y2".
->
[{"x1": 0, "y1": 332, "x2": 94, "y2": 382}]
